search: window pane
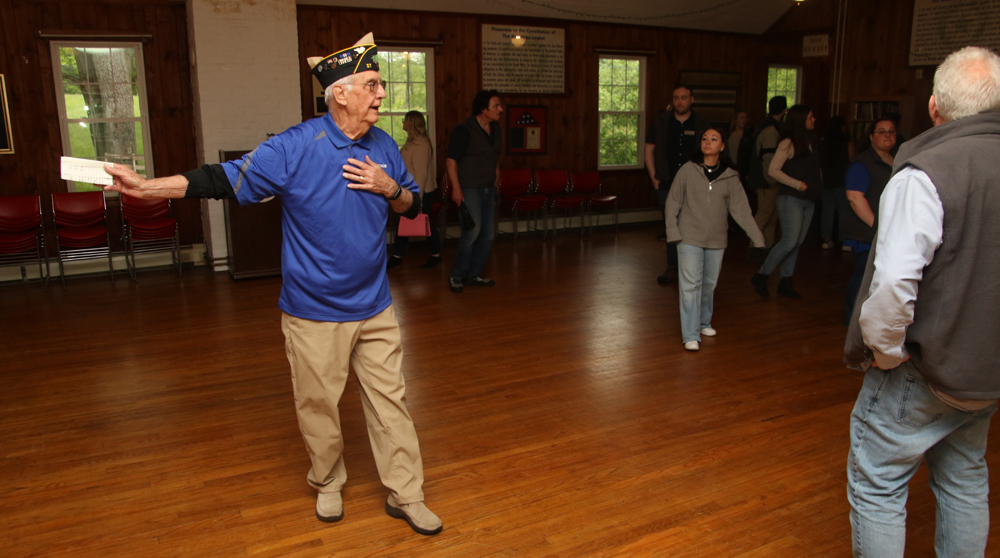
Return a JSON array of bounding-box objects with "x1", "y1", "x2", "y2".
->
[
  {"x1": 598, "y1": 56, "x2": 643, "y2": 168},
  {"x1": 390, "y1": 82, "x2": 408, "y2": 112},
  {"x1": 410, "y1": 83, "x2": 427, "y2": 112},
  {"x1": 55, "y1": 42, "x2": 152, "y2": 189}
]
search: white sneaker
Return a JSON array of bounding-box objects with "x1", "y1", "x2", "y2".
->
[
  {"x1": 842, "y1": 244, "x2": 852, "y2": 252},
  {"x1": 700, "y1": 327, "x2": 717, "y2": 337},
  {"x1": 684, "y1": 341, "x2": 700, "y2": 351},
  {"x1": 316, "y1": 491, "x2": 343, "y2": 522}
]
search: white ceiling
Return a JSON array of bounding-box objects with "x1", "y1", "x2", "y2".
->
[{"x1": 300, "y1": 0, "x2": 797, "y2": 35}]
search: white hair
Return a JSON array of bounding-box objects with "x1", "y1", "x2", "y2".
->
[
  {"x1": 933, "y1": 46, "x2": 1000, "y2": 121},
  {"x1": 323, "y1": 75, "x2": 355, "y2": 109}
]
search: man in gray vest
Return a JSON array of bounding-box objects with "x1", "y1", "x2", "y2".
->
[
  {"x1": 844, "y1": 46, "x2": 1000, "y2": 557},
  {"x1": 446, "y1": 90, "x2": 503, "y2": 293}
]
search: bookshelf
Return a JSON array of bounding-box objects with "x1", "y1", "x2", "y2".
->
[{"x1": 848, "y1": 96, "x2": 913, "y2": 144}]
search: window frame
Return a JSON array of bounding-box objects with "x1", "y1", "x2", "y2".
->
[
  {"x1": 50, "y1": 40, "x2": 155, "y2": 193},
  {"x1": 597, "y1": 54, "x2": 647, "y2": 171},
  {"x1": 374, "y1": 46, "x2": 436, "y2": 153},
  {"x1": 766, "y1": 64, "x2": 802, "y2": 111}
]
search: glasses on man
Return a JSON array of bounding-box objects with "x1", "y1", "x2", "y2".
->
[
  {"x1": 357, "y1": 79, "x2": 385, "y2": 94},
  {"x1": 873, "y1": 129, "x2": 897, "y2": 136}
]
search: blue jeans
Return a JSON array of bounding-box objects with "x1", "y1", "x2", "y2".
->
[
  {"x1": 450, "y1": 186, "x2": 495, "y2": 281},
  {"x1": 759, "y1": 195, "x2": 814, "y2": 278},
  {"x1": 848, "y1": 363, "x2": 996, "y2": 558},
  {"x1": 393, "y1": 191, "x2": 442, "y2": 258},
  {"x1": 676, "y1": 243, "x2": 724, "y2": 343}
]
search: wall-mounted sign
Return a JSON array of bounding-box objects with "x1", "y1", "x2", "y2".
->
[
  {"x1": 803, "y1": 34, "x2": 829, "y2": 57},
  {"x1": 910, "y1": 0, "x2": 1000, "y2": 66},
  {"x1": 482, "y1": 25, "x2": 565, "y2": 94}
]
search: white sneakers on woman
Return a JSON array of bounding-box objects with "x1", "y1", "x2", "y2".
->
[
  {"x1": 684, "y1": 341, "x2": 700, "y2": 351},
  {"x1": 700, "y1": 327, "x2": 717, "y2": 337}
]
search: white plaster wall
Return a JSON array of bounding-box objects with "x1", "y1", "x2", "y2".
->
[{"x1": 186, "y1": 0, "x2": 302, "y2": 270}]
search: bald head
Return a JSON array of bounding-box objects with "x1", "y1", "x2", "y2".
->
[{"x1": 932, "y1": 47, "x2": 1000, "y2": 123}]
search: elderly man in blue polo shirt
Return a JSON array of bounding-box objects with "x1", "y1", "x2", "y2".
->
[{"x1": 104, "y1": 33, "x2": 442, "y2": 537}]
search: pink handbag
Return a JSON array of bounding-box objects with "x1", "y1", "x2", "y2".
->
[{"x1": 397, "y1": 212, "x2": 431, "y2": 237}]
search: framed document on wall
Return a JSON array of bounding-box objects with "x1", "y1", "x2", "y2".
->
[
  {"x1": 507, "y1": 105, "x2": 547, "y2": 155},
  {"x1": 0, "y1": 75, "x2": 13, "y2": 155}
]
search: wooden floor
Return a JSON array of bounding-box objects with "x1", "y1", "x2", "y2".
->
[{"x1": 3, "y1": 223, "x2": 1000, "y2": 557}]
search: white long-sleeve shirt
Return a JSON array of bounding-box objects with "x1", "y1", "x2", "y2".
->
[{"x1": 858, "y1": 166, "x2": 944, "y2": 369}]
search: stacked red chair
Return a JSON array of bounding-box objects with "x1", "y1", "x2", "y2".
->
[
  {"x1": 497, "y1": 168, "x2": 546, "y2": 240},
  {"x1": 535, "y1": 170, "x2": 586, "y2": 236},
  {"x1": 0, "y1": 195, "x2": 49, "y2": 286},
  {"x1": 120, "y1": 195, "x2": 181, "y2": 281},
  {"x1": 51, "y1": 192, "x2": 114, "y2": 286},
  {"x1": 570, "y1": 171, "x2": 618, "y2": 235}
]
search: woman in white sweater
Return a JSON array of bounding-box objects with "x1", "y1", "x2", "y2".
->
[
  {"x1": 666, "y1": 127, "x2": 765, "y2": 351},
  {"x1": 388, "y1": 111, "x2": 440, "y2": 269}
]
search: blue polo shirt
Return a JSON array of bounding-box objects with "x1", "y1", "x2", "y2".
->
[
  {"x1": 221, "y1": 114, "x2": 418, "y2": 322},
  {"x1": 844, "y1": 161, "x2": 872, "y2": 253}
]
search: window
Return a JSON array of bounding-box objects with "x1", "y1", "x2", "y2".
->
[
  {"x1": 374, "y1": 48, "x2": 435, "y2": 150},
  {"x1": 598, "y1": 56, "x2": 646, "y2": 169},
  {"x1": 766, "y1": 65, "x2": 801, "y2": 110},
  {"x1": 51, "y1": 42, "x2": 154, "y2": 192}
]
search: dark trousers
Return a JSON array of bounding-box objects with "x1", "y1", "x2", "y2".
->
[
  {"x1": 844, "y1": 248, "x2": 869, "y2": 326},
  {"x1": 657, "y1": 188, "x2": 678, "y2": 269}
]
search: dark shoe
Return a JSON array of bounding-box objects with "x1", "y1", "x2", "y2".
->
[
  {"x1": 747, "y1": 247, "x2": 768, "y2": 263},
  {"x1": 385, "y1": 494, "x2": 442, "y2": 536},
  {"x1": 465, "y1": 276, "x2": 495, "y2": 287},
  {"x1": 777, "y1": 277, "x2": 802, "y2": 299},
  {"x1": 751, "y1": 273, "x2": 770, "y2": 297},
  {"x1": 657, "y1": 267, "x2": 678, "y2": 285},
  {"x1": 419, "y1": 255, "x2": 442, "y2": 269},
  {"x1": 386, "y1": 256, "x2": 403, "y2": 269},
  {"x1": 448, "y1": 277, "x2": 463, "y2": 293},
  {"x1": 657, "y1": 233, "x2": 667, "y2": 241}
]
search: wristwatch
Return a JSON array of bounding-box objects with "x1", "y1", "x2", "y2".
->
[{"x1": 388, "y1": 184, "x2": 403, "y2": 200}]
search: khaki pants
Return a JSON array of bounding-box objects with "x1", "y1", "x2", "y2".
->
[
  {"x1": 280, "y1": 305, "x2": 425, "y2": 503},
  {"x1": 755, "y1": 186, "x2": 780, "y2": 248}
]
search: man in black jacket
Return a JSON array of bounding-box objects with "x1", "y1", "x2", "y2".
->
[{"x1": 644, "y1": 84, "x2": 711, "y2": 284}]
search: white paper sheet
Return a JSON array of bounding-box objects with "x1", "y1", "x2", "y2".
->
[{"x1": 60, "y1": 157, "x2": 114, "y2": 186}]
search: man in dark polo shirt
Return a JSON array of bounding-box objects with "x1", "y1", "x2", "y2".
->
[
  {"x1": 645, "y1": 84, "x2": 711, "y2": 284},
  {"x1": 446, "y1": 90, "x2": 503, "y2": 293}
]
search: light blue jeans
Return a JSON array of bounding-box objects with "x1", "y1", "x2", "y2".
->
[
  {"x1": 450, "y1": 186, "x2": 495, "y2": 281},
  {"x1": 847, "y1": 362, "x2": 996, "y2": 558},
  {"x1": 759, "y1": 195, "x2": 814, "y2": 278},
  {"x1": 676, "y1": 243, "x2": 724, "y2": 343}
]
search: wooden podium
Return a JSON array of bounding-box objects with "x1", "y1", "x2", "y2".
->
[{"x1": 220, "y1": 150, "x2": 283, "y2": 279}]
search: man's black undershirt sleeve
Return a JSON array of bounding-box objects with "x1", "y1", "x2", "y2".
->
[
  {"x1": 399, "y1": 192, "x2": 420, "y2": 219},
  {"x1": 182, "y1": 164, "x2": 236, "y2": 200}
]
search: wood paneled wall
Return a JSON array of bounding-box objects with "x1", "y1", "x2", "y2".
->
[
  {"x1": 296, "y1": 7, "x2": 775, "y2": 211},
  {"x1": 1, "y1": 0, "x2": 928, "y2": 235},
  {"x1": 0, "y1": 0, "x2": 200, "y2": 247},
  {"x1": 762, "y1": 0, "x2": 935, "y2": 139}
]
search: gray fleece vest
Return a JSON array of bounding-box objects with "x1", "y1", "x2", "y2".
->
[
  {"x1": 841, "y1": 147, "x2": 892, "y2": 244},
  {"x1": 844, "y1": 111, "x2": 1000, "y2": 399}
]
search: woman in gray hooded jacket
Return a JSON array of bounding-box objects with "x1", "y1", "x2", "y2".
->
[{"x1": 666, "y1": 127, "x2": 765, "y2": 351}]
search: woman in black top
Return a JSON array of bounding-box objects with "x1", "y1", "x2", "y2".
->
[{"x1": 751, "y1": 105, "x2": 822, "y2": 299}]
